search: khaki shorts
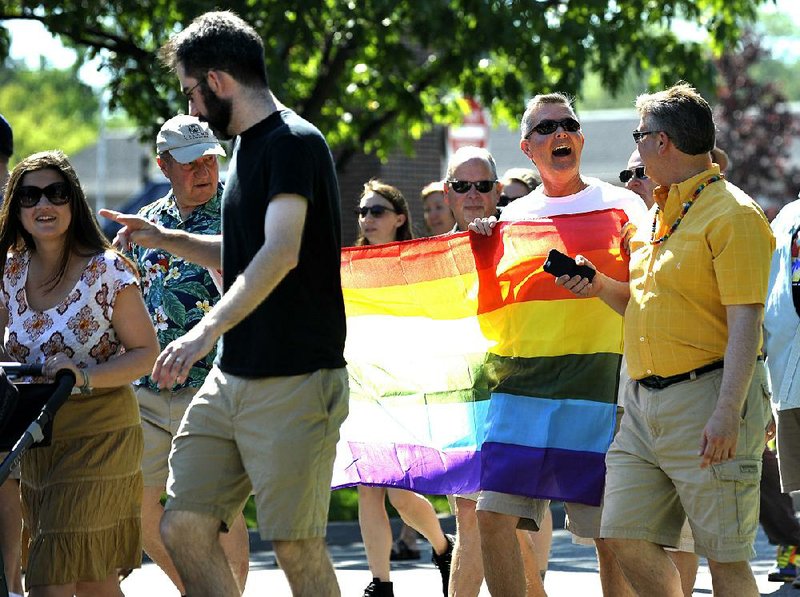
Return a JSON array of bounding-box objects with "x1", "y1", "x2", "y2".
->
[
  {"x1": 136, "y1": 386, "x2": 196, "y2": 488},
  {"x1": 600, "y1": 364, "x2": 769, "y2": 562},
  {"x1": 776, "y1": 407, "x2": 800, "y2": 492},
  {"x1": 165, "y1": 366, "x2": 349, "y2": 540},
  {"x1": 477, "y1": 491, "x2": 549, "y2": 531}
]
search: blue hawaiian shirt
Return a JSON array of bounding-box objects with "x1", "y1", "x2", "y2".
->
[{"x1": 130, "y1": 184, "x2": 223, "y2": 391}]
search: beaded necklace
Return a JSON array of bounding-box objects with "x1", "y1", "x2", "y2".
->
[{"x1": 650, "y1": 174, "x2": 724, "y2": 245}]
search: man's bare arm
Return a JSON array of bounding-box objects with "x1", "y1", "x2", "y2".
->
[
  {"x1": 699, "y1": 303, "x2": 763, "y2": 468},
  {"x1": 149, "y1": 194, "x2": 307, "y2": 387},
  {"x1": 98, "y1": 208, "x2": 222, "y2": 269},
  {"x1": 555, "y1": 255, "x2": 631, "y2": 315}
]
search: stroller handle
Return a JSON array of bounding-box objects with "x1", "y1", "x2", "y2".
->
[
  {"x1": 0, "y1": 368, "x2": 76, "y2": 486},
  {"x1": 0, "y1": 362, "x2": 44, "y2": 377}
]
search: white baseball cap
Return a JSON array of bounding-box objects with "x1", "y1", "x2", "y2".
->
[{"x1": 156, "y1": 115, "x2": 226, "y2": 164}]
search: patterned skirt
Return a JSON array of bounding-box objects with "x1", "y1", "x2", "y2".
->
[{"x1": 20, "y1": 385, "x2": 143, "y2": 587}]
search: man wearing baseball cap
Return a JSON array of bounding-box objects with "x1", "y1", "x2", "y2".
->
[{"x1": 125, "y1": 114, "x2": 249, "y2": 592}]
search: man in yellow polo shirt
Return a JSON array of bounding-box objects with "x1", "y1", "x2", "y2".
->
[{"x1": 559, "y1": 82, "x2": 774, "y2": 597}]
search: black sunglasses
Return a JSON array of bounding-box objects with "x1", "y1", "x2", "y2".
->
[
  {"x1": 632, "y1": 130, "x2": 661, "y2": 143},
  {"x1": 526, "y1": 118, "x2": 581, "y2": 137},
  {"x1": 355, "y1": 205, "x2": 396, "y2": 218},
  {"x1": 619, "y1": 166, "x2": 647, "y2": 184},
  {"x1": 16, "y1": 182, "x2": 71, "y2": 208},
  {"x1": 448, "y1": 179, "x2": 496, "y2": 194}
]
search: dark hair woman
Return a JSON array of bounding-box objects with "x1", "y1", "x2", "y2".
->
[
  {"x1": 0, "y1": 150, "x2": 159, "y2": 596},
  {"x1": 355, "y1": 179, "x2": 413, "y2": 246}
]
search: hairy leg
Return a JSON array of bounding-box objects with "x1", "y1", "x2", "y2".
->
[
  {"x1": 141, "y1": 486, "x2": 185, "y2": 592},
  {"x1": 515, "y1": 529, "x2": 547, "y2": 597},
  {"x1": 476, "y1": 510, "x2": 525, "y2": 597},
  {"x1": 220, "y1": 512, "x2": 250, "y2": 592},
  {"x1": 707, "y1": 559, "x2": 758, "y2": 597},
  {"x1": 595, "y1": 538, "x2": 635, "y2": 597},
  {"x1": 273, "y1": 537, "x2": 340, "y2": 597},
  {"x1": 161, "y1": 509, "x2": 239, "y2": 597},
  {"x1": 668, "y1": 550, "x2": 699, "y2": 597},
  {"x1": 604, "y1": 538, "x2": 682, "y2": 597},
  {"x1": 449, "y1": 498, "x2": 483, "y2": 596},
  {"x1": 529, "y1": 507, "x2": 552, "y2": 578}
]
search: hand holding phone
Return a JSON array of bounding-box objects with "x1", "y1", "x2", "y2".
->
[{"x1": 543, "y1": 249, "x2": 596, "y2": 282}]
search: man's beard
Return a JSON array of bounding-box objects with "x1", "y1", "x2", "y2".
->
[{"x1": 199, "y1": 83, "x2": 234, "y2": 141}]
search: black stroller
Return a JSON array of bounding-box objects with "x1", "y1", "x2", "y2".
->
[{"x1": 0, "y1": 363, "x2": 76, "y2": 597}]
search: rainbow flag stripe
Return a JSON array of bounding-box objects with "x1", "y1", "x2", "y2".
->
[{"x1": 333, "y1": 210, "x2": 629, "y2": 505}]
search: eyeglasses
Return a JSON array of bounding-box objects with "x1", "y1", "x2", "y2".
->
[
  {"x1": 619, "y1": 166, "x2": 648, "y2": 183},
  {"x1": 183, "y1": 78, "x2": 204, "y2": 100},
  {"x1": 448, "y1": 180, "x2": 496, "y2": 194},
  {"x1": 355, "y1": 205, "x2": 397, "y2": 218},
  {"x1": 525, "y1": 118, "x2": 581, "y2": 138},
  {"x1": 632, "y1": 130, "x2": 660, "y2": 143},
  {"x1": 16, "y1": 183, "x2": 71, "y2": 208}
]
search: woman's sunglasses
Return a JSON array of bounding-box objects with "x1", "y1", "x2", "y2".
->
[
  {"x1": 618, "y1": 166, "x2": 647, "y2": 184},
  {"x1": 526, "y1": 118, "x2": 581, "y2": 137},
  {"x1": 355, "y1": 205, "x2": 396, "y2": 218},
  {"x1": 16, "y1": 182, "x2": 71, "y2": 208}
]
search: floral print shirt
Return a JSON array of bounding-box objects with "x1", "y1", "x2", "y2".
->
[
  {"x1": 2, "y1": 250, "x2": 138, "y2": 368},
  {"x1": 130, "y1": 185, "x2": 222, "y2": 391}
]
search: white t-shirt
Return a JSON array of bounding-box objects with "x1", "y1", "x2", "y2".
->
[{"x1": 500, "y1": 176, "x2": 648, "y2": 226}]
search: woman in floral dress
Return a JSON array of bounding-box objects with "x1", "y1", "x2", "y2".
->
[{"x1": 0, "y1": 150, "x2": 158, "y2": 596}]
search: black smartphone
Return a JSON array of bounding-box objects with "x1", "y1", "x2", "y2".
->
[{"x1": 543, "y1": 248, "x2": 596, "y2": 282}]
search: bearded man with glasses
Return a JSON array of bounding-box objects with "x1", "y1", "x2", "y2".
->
[{"x1": 469, "y1": 92, "x2": 647, "y2": 597}]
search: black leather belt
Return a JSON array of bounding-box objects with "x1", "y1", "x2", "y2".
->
[{"x1": 637, "y1": 360, "x2": 724, "y2": 390}]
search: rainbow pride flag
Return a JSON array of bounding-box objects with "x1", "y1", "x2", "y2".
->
[{"x1": 332, "y1": 209, "x2": 630, "y2": 505}]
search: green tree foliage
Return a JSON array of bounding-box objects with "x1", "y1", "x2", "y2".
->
[
  {"x1": 714, "y1": 29, "x2": 800, "y2": 206},
  {"x1": 749, "y1": 10, "x2": 800, "y2": 100},
  {"x1": 0, "y1": 0, "x2": 770, "y2": 170},
  {"x1": 0, "y1": 59, "x2": 98, "y2": 163}
]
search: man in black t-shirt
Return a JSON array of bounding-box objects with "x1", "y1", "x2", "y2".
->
[{"x1": 102, "y1": 11, "x2": 348, "y2": 597}]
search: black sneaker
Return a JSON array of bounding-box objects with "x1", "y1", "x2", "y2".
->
[
  {"x1": 363, "y1": 577, "x2": 394, "y2": 597},
  {"x1": 431, "y1": 533, "x2": 455, "y2": 596}
]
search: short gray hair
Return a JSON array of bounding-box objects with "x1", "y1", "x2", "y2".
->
[
  {"x1": 520, "y1": 93, "x2": 576, "y2": 139},
  {"x1": 446, "y1": 146, "x2": 498, "y2": 180},
  {"x1": 635, "y1": 82, "x2": 715, "y2": 155}
]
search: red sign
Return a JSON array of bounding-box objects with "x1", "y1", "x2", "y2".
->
[{"x1": 447, "y1": 98, "x2": 489, "y2": 152}]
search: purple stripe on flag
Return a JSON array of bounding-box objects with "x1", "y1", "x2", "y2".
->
[
  {"x1": 333, "y1": 442, "x2": 481, "y2": 495},
  {"x1": 481, "y1": 442, "x2": 606, "y2": 506}
]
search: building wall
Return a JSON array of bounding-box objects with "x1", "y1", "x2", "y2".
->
[{"x1": 337, "y1": 128, "x2": 444, "y2": 246}]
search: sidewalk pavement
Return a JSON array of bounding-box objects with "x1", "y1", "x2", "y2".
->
[{"x1": 122, "y1": 505, "x2": 794, "y2": 596}]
